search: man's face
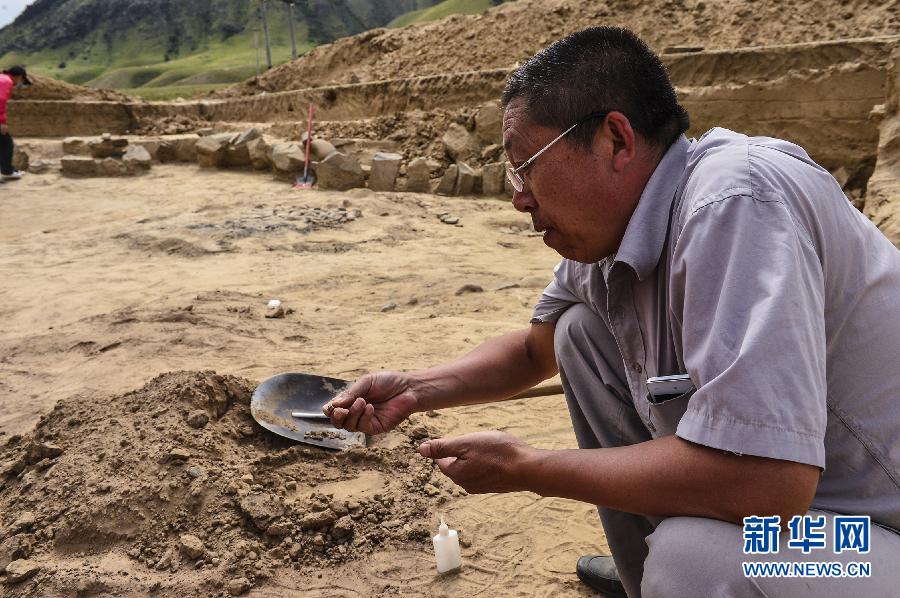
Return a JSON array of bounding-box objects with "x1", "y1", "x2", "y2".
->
[{"x1": 502, "y1": 98, "x2": 634, "y2": 263}]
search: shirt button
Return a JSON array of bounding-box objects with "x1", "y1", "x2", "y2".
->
[{"x1": 632, "y1": 362, "x2": 643, "y2": 374}]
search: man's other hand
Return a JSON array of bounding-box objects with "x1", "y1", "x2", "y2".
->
[
  {"x1": 419, "y1": 431, "x2": 534, "y2": 494},
  {"x1": 324, "y1": 372, "x2": 420, "y2": 435}
]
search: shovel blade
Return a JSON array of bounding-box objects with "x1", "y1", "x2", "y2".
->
[
  {"x1": 293, "y1": 172, "x2": 315, "y2": 189},
  {"x1": 251, "y1": 373, "x2": 365, "y2": 450}
]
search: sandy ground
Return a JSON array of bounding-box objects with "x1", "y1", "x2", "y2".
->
[{"x1": 0, "y1": 158, "x2": 605, "y2": 596}]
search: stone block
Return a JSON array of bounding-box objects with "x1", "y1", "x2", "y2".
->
[
  {"x1": 369, "y1": 152, "x2": 403, "y2": 192},
  {"x1": 270, "y1": 142, "x2": 306, "y2": 176},
  {"x1": 482, "y1": 162, "x2": 506, "y2": 196},
  {"x1": 195, "y1": 135, "x2": 230, "y2": 168},
  {"x1": 61, "y1": 156, "x2": 98, "y2": 177},
  {"x1": 12, "y1": 146, "x2": 28, "y2": 172},
  {"x1": 134, "y1": 139, "x2": 162, "y2": 161},
  {"x1": 475, "y1": 101, "x2": 502, "y2": 144},
  {"x1": 97, "y1": 157, "x2": 129, "y2": 177},
  {"x1": 225, "y1": 128, "x2": 261, "y2": 167},
  {"x1": 62, "y1": 137, "x2": 89, "y2": 155},
  {"x1": 455, "y1": 161, "x2": 477, "y2": 196},
  {"x1": 123, "y1": 145, "x2": 152, "y2": 171},
  {"x1": 436, "y1": 164, "x2": 458, "y2": 196},
  {"x1": 405, "y1": 157, "x2": 431, "y2": 192},
  {"x1": 88, "y1": 136, "x2": 128, "y2": 159},
  {"x1": 5, "y1": 559, "x2": 40, "y2": 583},
  {"x1": 442, "y1": 122, "x2": 479, "y2": 162},
  {"x1": 301, "y1": 132, "x2": 338, "y2": 162},
  {"x1": 316, "y1": 151, "x2": 365, "y2": 191},
  {"x1": 247, "y1": 137, "x2": 271, "y2": 170},
  {"x1": 225, "y1": 145, "x2": 251, "y2": 167},
  {"x1": 171, "y1": 136, "x2": 199, "y2": 162},
  {"x1": 233, "y1": 128, "x2": 261, "y2": 147}
]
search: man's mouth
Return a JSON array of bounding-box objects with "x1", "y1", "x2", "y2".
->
[{"x1": 533, "y1": 222, "x2": 552, "y2": 238}]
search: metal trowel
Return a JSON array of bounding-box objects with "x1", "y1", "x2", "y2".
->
[{"x1": 251, "y1": 372, "x2": 365, "y2": 450}]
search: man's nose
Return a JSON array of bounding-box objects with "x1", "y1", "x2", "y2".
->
[{"x1": 511, "y1": 188, "x2": 536, "y2": 213}]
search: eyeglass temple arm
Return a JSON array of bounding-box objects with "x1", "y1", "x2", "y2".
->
[{"x1": 512, "y1": 121, "x2": 580, "y2": 174}]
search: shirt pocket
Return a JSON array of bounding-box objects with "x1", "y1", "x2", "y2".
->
[{"x1": 647, "y1": 389, "x2": 694, "y2": 439}]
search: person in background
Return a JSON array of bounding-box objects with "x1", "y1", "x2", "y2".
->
[{"x1": 0, "y1": 65, "x2": 31, "y2": 183}]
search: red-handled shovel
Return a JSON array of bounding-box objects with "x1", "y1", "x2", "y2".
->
[{"x1": 294, "y1": 102, "x2": 316, "y2": 189}]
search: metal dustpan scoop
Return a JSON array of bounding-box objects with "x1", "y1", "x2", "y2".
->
[{"x1": 251, "y1": 372, "x2": 365, "y2": 450}]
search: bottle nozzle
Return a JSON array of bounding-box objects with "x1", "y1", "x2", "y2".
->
[{"x1": 438, "y1": 515, "x2": 449, "y2": 536}]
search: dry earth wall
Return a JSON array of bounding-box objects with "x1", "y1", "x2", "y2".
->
[
  {"x1": 864, "y1": 45, "x2": 900, "y2": 246},
  {"x1": 8, "y1": 38, "x2": 899, "y2": 197},
  {"x1": 8, "y1": 100, "x2": 136, "y2": 137}
]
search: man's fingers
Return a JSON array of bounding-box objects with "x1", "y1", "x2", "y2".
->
[
  {"x1": 419, "y1": 436, "x2": 465, "y2": 460},
  {"x1": 330, "y1": 407, "x2": 349, "y2": 428},
  {"x1": 434, "y1": 456, "x2": 458, "y2": 476},
  {"x1": 357, "y1": 403, "x2": 375, "y2": 434},
  {"x1": 328, "y1": 390, "x2": 357, "y2": 410},
  {"x1": 324, "y1": 376, "x2": 375, "y2": 414},
  {"x1": 342, "y1": 397, "x2": 367, "y2": 432}
]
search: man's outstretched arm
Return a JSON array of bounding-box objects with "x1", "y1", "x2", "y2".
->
[
  {"x1": 411, "y1": 322, "x2": 559, "y2": 411},
  {"x1": 421, "y1": 432, "x2": 820, "y2": 525},
  {"x1": 327, "y1": 322, "x2": 558, "y2": 433}
]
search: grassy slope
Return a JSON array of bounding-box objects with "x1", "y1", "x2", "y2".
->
[
  {"x1": 0, "y1": 0, "x2": 318, "y2": 99},
  {"x1": 1, "y1": 0, "x2": 498, "y2": 99},
  {"x1": 387, "y1": 0, "x2": 497, "y2": 28}
]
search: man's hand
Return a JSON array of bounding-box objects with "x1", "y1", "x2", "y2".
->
[
  {"x1": 324, "y1": 371, "x2": 420, "y2": 435},
  {"x1": 419, "y1": 431, "x2": 535, "y2": 493},
  {"x1": 0, "y1": 123, "x2": 8, "y2": 135}
]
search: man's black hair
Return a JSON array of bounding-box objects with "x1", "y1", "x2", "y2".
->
[{"x1": 501, "y1": 27, "x2": 690, "y2": 149}]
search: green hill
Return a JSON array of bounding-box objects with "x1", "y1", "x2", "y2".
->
[
  {"x1": 0, "y1": 0, "x2": 446, "y2": 99},
  {"x1": 387, "y1": 0, "x2": 504, "y2": 28}
]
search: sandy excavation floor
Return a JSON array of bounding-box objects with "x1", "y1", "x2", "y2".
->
[{"x1": 0, "y1": 158, "x2": 605, "y2": 596}]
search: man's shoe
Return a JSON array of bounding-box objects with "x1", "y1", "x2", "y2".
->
[
  {"x1": 576, "y1": 555, "x2": 627, "y2": 597},
  {"x1": 2, "y1": 170, "x2": 24, "y2": 180}
]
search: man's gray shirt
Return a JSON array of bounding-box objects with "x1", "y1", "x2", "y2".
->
[{"x1": 532, "y1": 128, "x2": 900, "y2": 531}]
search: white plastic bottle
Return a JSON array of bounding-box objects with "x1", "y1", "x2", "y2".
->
[{"x1": 432, "y1": 516, "x2": 462, "y2": 573}]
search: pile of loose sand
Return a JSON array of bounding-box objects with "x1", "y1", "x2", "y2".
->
[
  {"x1": 0, "y1": 371, "x2": 454, "y2": 595},
  {"x1": 217, "y1": 0, "x2": 900, "y2": 96}
]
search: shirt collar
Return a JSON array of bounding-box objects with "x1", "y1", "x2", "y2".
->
[{"x1": 612, "y1": 135, "x2": 690, "y2": 281}]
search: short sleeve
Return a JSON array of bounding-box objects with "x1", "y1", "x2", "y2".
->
[
  {"x1": 670, "y1": 194, "x2": 827, "y2": 468},
  {"x1": 531, "y1": 260, "x2": 583, "y2": 324}
]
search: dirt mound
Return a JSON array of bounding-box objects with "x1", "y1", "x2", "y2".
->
[
  {"x1": 217, "y1": 0, "x2": 900, "y2": 96},
  {"x1": 14, "y1": 73, "x2": 133, "y2": 102},
  {"x1": 0, "y1": 371, "x2": 450, "y2": 595}
]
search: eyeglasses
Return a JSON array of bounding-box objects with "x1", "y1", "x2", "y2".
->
[{"x1": 506, "y1": 111, "x2": 609, "y2": 193}]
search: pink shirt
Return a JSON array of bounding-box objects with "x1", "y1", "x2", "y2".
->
[{"x1": 0, "y1": 73, "x2": 13, "y2": 125}]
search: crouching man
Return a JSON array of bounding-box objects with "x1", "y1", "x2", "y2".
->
[{"x1": 326, "y1": 27, "x2": 900, "y2": 597}]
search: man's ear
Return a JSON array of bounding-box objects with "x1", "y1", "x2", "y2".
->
[{"x1": 602, "y1": 112, "x2": 636, "y2": 172}]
